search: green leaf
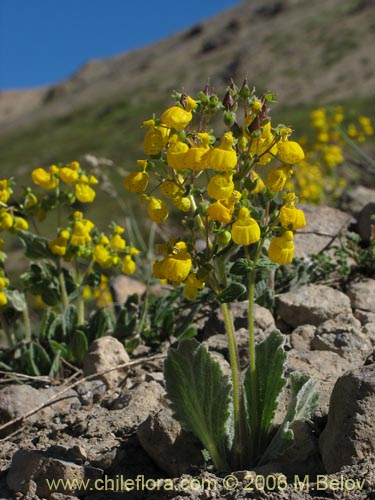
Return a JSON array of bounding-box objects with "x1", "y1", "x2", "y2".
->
[
  {"x1": 32, "y1": 342, "x2": 52, "y2": 375},
  {"x1": 49, "y1": 340, "x2": 72, "y2": 362},
  {"x1": 164, "y1": 339, "x2": 232, "y2": 471},
  {"x1": 255, "y1": 257, "x2": 278, "y2": 271},
  {"x1": 68, "y1": 329, "x2": 88, "y2": 365},
  {"x1": 17, "y1": 230, "x2": 51, "y2": 259},
  {"x1": 89, "y1": 308, "x2": 114, "y2": 341},
  {"x1": 244, "y1": 330, "x2": 287, "y2": 462},
  {"x1": 217, "y1": 283, "x2": 247, "y2": 303},
  {"x1": 39, "y1": 310, "x2": 58, "y2": 339},
  {"x1": 62, "y1": 305, "x2": 78, "y2": 337},
  {"x1": 258, "y1": 371, "x2": 319, "y2": 465},
  {"x1": 49, "y1": 350, "x2": 62, "y2": 378},
  {"x1": 20, "y1": 347, "x2": 40, "y2": 376},
  {"x1": 230, "y1": 259, "x2": 252, "y2": 275},
  {"x1": 4, "y1": 290, "x2": 26, "y2": 312}
]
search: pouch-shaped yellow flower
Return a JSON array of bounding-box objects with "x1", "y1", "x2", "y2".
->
[
  {"x1": 75, "y1": 183, "x2": 96, "y2": 203},
  {"x1": 207, "y1": 201, "x2": 232, "y2": 224},
  {"x1": 277, "y1": 141, "x2": 305, "y2": 164},
  {"x1": 0, "y1": 180, "x2": 12, "y2": 204},
  {"x1": 60, "y1": 167, "x2": 79, "y2": 184},
  {"x1": 154, "y1": 242, "x2": 192, "y2": 283},
  {"x1": 32, "y1": 167, "x2": 58, "y2": 190},
  {"x1": 280, "y1": 206, "x2": 306, "y2": 230},
  {"x1": 207, "y1": 174, "x2": 234, "y2": 200},
  {"x1": 124, "y1": 171, "x2": 149, "y2": 193},
  {"x1": 122, "y1": 255, "x2": 136, "y2": 275},
  {"x1": 202, "y1": 132, "x2": 237, "y2": 172},
  {"x1": 231, "y1": 207, "x2": 261, "y2": 246},
  {"x1": 166, "y1": 141, "x2": 189, "y2": 170},
  {"x1": 161, "y1": 106, "x2": 192, "y2": 131},
  {"x1": 268, "y1": 231, "x2": 294, "y2": 265},
  {"x1": 183, "y1": 273, "x2": 205, "y2": 300},
  {"x1": 265, "y1": 165, "x2": 293, "y2": 192},
  {"x1": 144, "y1": 127, "x2": 164, "y2": 156},
  {"x1": 147, "y1": 198, "x2": 169, "y2": 223}
]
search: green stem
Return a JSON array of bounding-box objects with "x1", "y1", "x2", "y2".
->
[
  {"x1": 22, "y1": 300, "x2": 32, "y2": 342},
  {"x1": 0, "y1": 313, "x2": 14, "y2": 347},
  {"x1": 220, "y1": 302, "x2": 249, "y2": 469},
  {"x1": 57, "y1": 258, "x2": 69, "y2": 311},
  {"x1": 189, "y1": 194, "x2": 213, "y2": 251},
  {"x1": 245, "y1": 240, "x2": 266, "y2": 460}
]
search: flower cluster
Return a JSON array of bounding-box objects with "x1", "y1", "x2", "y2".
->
[
  {"x1": 124, "y1": 81, "x2": 307, "y2": 299},
  {"x1": 288, "y1": 107, "x2": 374, "y2": 203}
]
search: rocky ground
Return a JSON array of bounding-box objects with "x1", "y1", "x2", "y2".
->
[{"x1": 0, "y1": 187, "x2": 374, "y2": 500}]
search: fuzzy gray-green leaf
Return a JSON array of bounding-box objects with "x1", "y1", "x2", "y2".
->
[
  {"x1": 258, "y1": 371, "x2": 319, "y2": 465},
  {"x1": 164, "y1": 339, "x2": 232, "y2": 471},
  {"x1": 244, "y1": 329, "x2": 287, "y2": 461}
]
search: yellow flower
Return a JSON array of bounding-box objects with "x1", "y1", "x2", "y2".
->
[
  {"x1": 31, "y1": 167, "x2": 58, "y2": 190},
  {"x1": 277, "y1": 141, "x2": 305, "y2": 164},
  {"x1": 93, "y1": 244, "x2": 113, "y2": 269},
  {"x1": 0, "y1": 180, "x2": 12, "y2": 204},
  {"x1": 207, "y1": 201, "x2": 232, "y2": 224},
  {"x1": 147, "y1": 197, "x2": 169, "y2": 223},
  {"x1": 49, "y1": 230, "x2": 70, "y2": 256},
  {"x1": 60, "y1": 167, "x2": 79, "y2": 184},
  {"x1": 122, "y1": 255, "x2": 136, "y2": 275},
  {"x1": 160, "y1": 180, "x2": 183, "y2": 199},
  {"x1": 154, "y1": 241, "x2": 192, "y2": 283},
  {"x1": 144, "y1": 126, "x2": 164, "y2": 155},
  {"x1": 70, "y1": 219, "x2": 94, "y2": 246},
  {"x1": 231, "y1": 207, "x2": 261, "y2": 246},
  {"x1": 185, "y1": 96, "x2": 198, "y2": 112},
  {"x1": 183, "y1": 273, "x2": 205, "y2": 300},
  {"x1": 0, "y1": 211, "x2": 13, "y2": 231},
  {"x1": 265, "y1": 165, "x2": 293, "y2": 192},
  {"x1": 280, "y1": 193, "x2": 306, "y2": 230},
  {"x1": 110, "y1": 234, "x2": 126, "y2": 251},
  {"x1": 0, "y1": 276, "x2": 9, "y2": 290},
  {"x1": 75, "y1": 183, "x2": 96, "y2": 203},
  {"x1": 202, "y1": 132, "x2": 237, "y2": 172},
  {"x1": 207, "y1": 173, "x2": 234, "y2": 200},
  {"x1": 12, "y1": 217, "x2": 29, "y2": 231},
  {"x1": 124, "y1": 171, "x2": 149, "y2": 193},
  {"x1": 249, "y1": 171, "x2": 265, "y2": 194},
  {"x1": 268, "y1": 231, "x2": 294, "y2": 265},
  {"x1": 161, "y1": 106, "x2": 192, "y2": 131},
  {"x1": 184, "y1": 133, "x2": 211, "y2": 171},
  {"x1": 166, "y1": 140, "x2": 189, "y2": 170},
  {"x1": 0, "y1": 292, "x2": 7, "y2": 307},
  {"x1": 173, "y1": 196, "x2": 191, "y2": 212}
]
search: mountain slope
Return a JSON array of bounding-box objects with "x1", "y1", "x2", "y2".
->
[{"x1": 1, "y1": 0, "x2": 374, "y2": 132}]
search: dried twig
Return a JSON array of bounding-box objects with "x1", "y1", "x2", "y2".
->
[{"x1": 0, "y1": 353, "x2": 166, "y2": 440}]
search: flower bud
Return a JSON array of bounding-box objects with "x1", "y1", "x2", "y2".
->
[
  {"x1": 239, "y1": 78, "x2": 251, "y2": 99},
  {"x1": 223, "y1": 111, "x2": 236, "y2": 127}
]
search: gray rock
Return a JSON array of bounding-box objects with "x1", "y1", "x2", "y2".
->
[
  {"x1": 319, "y1": 364, "x2": 375, "y2": 473},
  {"x1": 362, "y1": 322, "x2": 375, "y2": 346},
  {"x1": 277, "y1": 285, "x2": 352, "y2": 328},
  {"x1": 0, "y1": 384, "x2": 80, "y2": 431},
  {"x1": 289, "y1": 324, "x2": 316, "y2": 351},
  {"x1": 110, "y1": 275, "x2": 146, "y2": 304},
  {"x1": 109, "y1": 380, "x2": 166, "y2": 429},
  {"x1": 294, "y1": 205, "x2": 353, "y2": 257},
  {"x1": 347, "y1": 277, "x2": 375, "y2": 312},
  {"x1": 83, "y1": 336, "x2": 130, "y2": 390},
  {"x1": 137, "y1": 407, "x2": 204, "y2": 476},
  {"x1": 311, "y1": 313, "x2": 372, "y2": 365},
  {"x1": 354, "y1": 308, "x2": 375, "y2": 325},
  {"x1": 277, "y1": 284, "x2": 352, "y2": 328},
  {"x1": 357, "y1": 202, "x2": 375, "y2": 243},
  {"x1": 204, "y1": 302, "x2": 275, "y2": 338},
  {"x1": 339, "y1": 185, "x2": 375, "y2": 217},
  {"x1": 286, "y1": 349, "x2": 353, "y2": 416},
  {"x1": 6, "y1": 449, "x2": 102, "y2": 498}
]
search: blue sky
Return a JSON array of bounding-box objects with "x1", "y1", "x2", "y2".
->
[{"x1": 0, "y1": 0, "x2": 242, "y2": 90}]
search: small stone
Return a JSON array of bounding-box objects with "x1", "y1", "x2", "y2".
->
[
  {"x1": 294, "y1": 205, "x2": 353, "y2": 257},
  {"x1": 311, "y1": 312, "x2": 372, "y2": 365},
  {"x1": 347, "y1": 277, "x2": 375, "y2": 312},
  {"x1": 319, "y1": 364, "x2": 375, "y2": 473},
  {"x1": 277, "y1": 284, "x2": 352, "y2": 328},
  {"x1": 137, "y1": 407, "x2": 204, "y2": 476},
  {"x1": 6, "y1": 449, "x2": 102, "y2": 498},
  {"x1": 286, "y1": 349, "x2": 353, "y2": 416},
  {"x1": 83, "y1": 336, "x2": 130, "y2": 390},
  {"x1": 289, "y1": 324, "x2": 316, "y2": 351},
  {"x1": 110, "y1": 275, "x2": 146, "y2": 304},
  {"x1": 354, "y1": 309, "x2": 375, "y2": 325}
]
